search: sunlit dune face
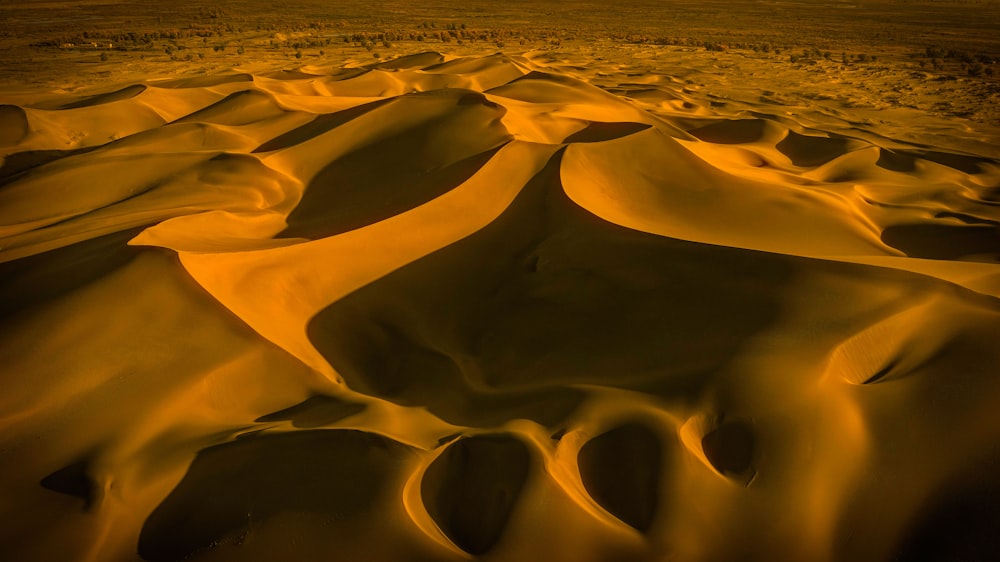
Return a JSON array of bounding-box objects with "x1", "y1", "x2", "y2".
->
[{"x1": 3, "y1": 50, "x2": 1000, "y2": 562}]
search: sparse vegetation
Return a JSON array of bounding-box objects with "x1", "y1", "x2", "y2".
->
[
  {"x1": 2, "y1": 0, "x2": 997, "y2": 93},
  {"x1": 921, "y1": 44, "x2": 996, "y2": 77}
]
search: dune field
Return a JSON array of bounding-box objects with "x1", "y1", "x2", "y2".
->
[{"x1": 2, "y1": 16, "x2": 1000, "y2": 562}]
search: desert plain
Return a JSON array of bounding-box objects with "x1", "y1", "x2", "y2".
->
[{"x1": 2, "y1": 1, "x2": 1000, "y2": 561}]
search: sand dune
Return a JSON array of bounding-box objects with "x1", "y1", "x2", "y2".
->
[{"x1": 2, "y1": 51, "x2": 1000, "y2": 561}]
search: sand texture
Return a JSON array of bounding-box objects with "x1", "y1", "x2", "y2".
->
[{"x1": 2, "y1": 51, "x2": 1000, "y2": 561}]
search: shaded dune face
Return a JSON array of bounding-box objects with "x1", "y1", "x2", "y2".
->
[
  {"x1": 577, "y1": 423, "x2": 664, "y2": 533},
  {"x1": 0, "y1": 226, "x2": 145, "y2": 318},
  {"x1": 881, "y1": 223, "x2": 1000, "y2": 261},
  {"x1": 562, "y1": 121, "x2": 652, "y2": 143},
  {"x1": 889, "y1": 463, "x2": 1000, "y2": 562},
  {"x1": 775, "y1": 130, "x2": 852, "y2": 167},
  {"x1": 0, "y1": 104, "x2": 30, "y2": 147},
  {"x1": 307, "y1": 149, "x2": 789, "y2": 426},
  {"x1": 174, "y1": 89, "x2": 289, "y2": 127},
  {"x1": 687, "y1": 118, "x2": 770, "y2": 144},
  {"x1": 699, "y1": 419, "x2": 754, "y2": 476},
  {"x1": 3, "y1": 52, "x2": 1000, "y2": 562},
  {"x1": 252, "y1": 98, "x2": 393, "y2": 152},
  {"x1": 138, "y1": 430, "x2": 419, "y2": 562},
  {"x1": 253, "y1": 394, "x2": 366, "y2": 428},
  {"x1": 421, "y1": 435, "x2": 532, "y2": 555},
  {"x1": 0, "y1": 146, "x2": 100, "y2": 185},
  {"x1": 280, "y1": 91, "x2": 512, "y2": 239},
  {"x1": 57, "y1": 85, "x2": 149, "y2": 111}
]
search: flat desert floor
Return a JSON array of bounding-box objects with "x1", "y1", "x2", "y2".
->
[{"x1": 2, "y1": 2, "x2": 1000, "y2": 561}]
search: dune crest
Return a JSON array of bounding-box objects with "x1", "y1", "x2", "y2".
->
[{"x1": 3, "y1": 51, "x2": 1000, "y2": 561}]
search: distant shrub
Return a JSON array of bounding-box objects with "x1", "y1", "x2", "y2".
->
[
  {"x1": 926, "y1": 45, "x2": 947, "y2": 59},
  {"x1": 968, "y1": 62, "x2": 985, "y2": 76},
  {"x1": 99, "y1": 52, "x2": 108, "y2": 61},
  {"x1": 294, "y1": 50, "x2": 302, "y2": 59},
  {"x1": 950, "y1": 49, "x2": 974, "y2": 64}
]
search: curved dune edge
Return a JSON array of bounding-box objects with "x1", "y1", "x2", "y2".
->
[
  {"x1": 178, "y1": 140, "x2": 558, "y2": 377},
  {"x1": 561, "y1": 130, "x2": 1000, "y2": 298},
  {"x1": 3, "y1": 51, "x2": 1000, "y2": 562}
]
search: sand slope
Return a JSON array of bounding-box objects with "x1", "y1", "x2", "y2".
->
[{"x1": 2, "y1": 51, "x2": 1000, "y2": 562}]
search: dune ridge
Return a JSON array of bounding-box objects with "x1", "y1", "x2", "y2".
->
[{"x1": 2, "y1": 51, "x2": 1000, "y2": 561}]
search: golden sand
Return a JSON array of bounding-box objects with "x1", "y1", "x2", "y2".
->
[{"x1": 2, "y1": 50, "x2": 1000, "y2": 561}]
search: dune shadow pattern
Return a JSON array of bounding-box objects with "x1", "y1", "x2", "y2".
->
[
  {"x1": 881, "y1": 224, "x2": 1000, "y2": 261},
  {"x1": 138, "y1": 430, "x2": 416, "y2": 561},
  {"x1": 279, "y1": 91, "x2": 512, "y2": 239},
  {"x1": 889, "y1": 451, "x2": 1000, "y2": 562},
  {"x1": 578, "y1": 423, "x2": 664, "y2": 532},
  {"x1": 422, "y1": 434, "x2": 531, "y2": 555},
  {"x1": 40, "y1": 457, "x2": 97, "y2": 511},
  {"x1": 5, "y1": 51, "x2": 1000, "y2": 562},
  {"x1": 0, "y1": 226, "x2": 147, "y2": 319},
  {"x1": 253, "y1": 394, "x2": 366, "y2": 428},
  {"x1": 306, "y1": 149, "x2": 790, "y2": 425}
]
